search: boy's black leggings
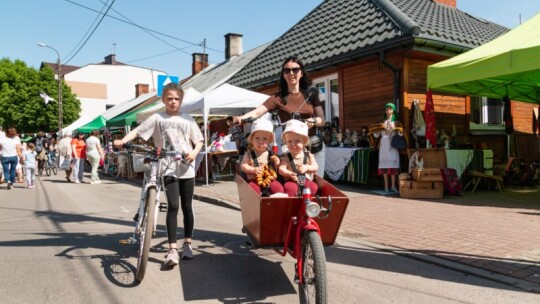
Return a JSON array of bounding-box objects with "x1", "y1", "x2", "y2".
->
[{"x1": 164, "y1": 176, "x2": 195, "y2": 243}]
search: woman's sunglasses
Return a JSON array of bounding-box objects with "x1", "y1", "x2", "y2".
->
[{"x1": 283, "y1": 67, "x2": 301, "y2": 75}]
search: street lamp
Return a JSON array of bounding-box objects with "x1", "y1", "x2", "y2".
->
[{"x1": 38, "y1": 42, "x2": 63, "y2": 131}]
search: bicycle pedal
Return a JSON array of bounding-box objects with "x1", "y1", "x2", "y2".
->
[
  {"x1": 159, "y1": 202, "x2": 167, "y2": 212},
  {"x1": 133, "y1": 213, "x2": 139, "y2": 222}
]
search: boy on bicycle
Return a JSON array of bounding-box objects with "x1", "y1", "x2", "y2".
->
[{"x1": 114, "y1": 83, "x2": 204, "y2": 266}]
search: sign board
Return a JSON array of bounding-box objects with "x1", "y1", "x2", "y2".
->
[{"x1": 157, "y1": 75, "x2": 179, "y2": 97}]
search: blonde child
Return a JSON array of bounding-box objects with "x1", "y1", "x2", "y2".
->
[
  {"x1": 23, "y1": 143, "x2": 37, "y2": 189},
  {"x1": 278, "y1": 119, "x2": 319, "y2": 197},
  {"x1": 240, "y1": 119, "x2": 284, "y2": 196}
]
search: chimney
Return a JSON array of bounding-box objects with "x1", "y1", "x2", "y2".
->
[
  {"x1": 192, "y1": 53, "x2": 209, "y2": 75},
  {"x1": 225, "y1": 33, "x2": 243, "y2": 60},
  {"x1": 432, "y1": 0, "x2": 456, "y2": 7},
  {"x1": 135, "y1": 83, "x2": 149, "y2": 97},
  {"x1": 104, "y1": 54, "x2": 116, "y2": 64}
]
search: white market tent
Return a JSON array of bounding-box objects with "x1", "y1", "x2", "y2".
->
[
  {"x1": 182, "y1": 83, "x2": 270, "y2": 186},
  {"x1": 136, "y1": 87, "x2": 202, "y2": 123}
]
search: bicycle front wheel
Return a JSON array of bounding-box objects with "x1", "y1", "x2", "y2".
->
[
  {"x1": 52, "y1": 164, "x2": 58, "y2": 175},
  {"x1": 299, "y1": 230, "x2": 327, "y2": 304},
  {"x1": 135, "y1": 187, "x2": 156, "y2": 282},
  {"x1": 45, "y1": 165, "x2": 51, "y2": 176}
]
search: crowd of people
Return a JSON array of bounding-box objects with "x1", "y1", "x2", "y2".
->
[{"x1": 0, "y1": 127, "x2": 128, "y2": 189}]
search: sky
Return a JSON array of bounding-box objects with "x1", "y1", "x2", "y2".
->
[{"x1": 1, "y1": 0, "x2": 540, "y2": 79}]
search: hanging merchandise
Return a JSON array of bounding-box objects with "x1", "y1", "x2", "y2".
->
[
  {"x1": 424, "y1": 89, "x2": 437, "y2": 148},
  {"x1": 503, "y1": 96, "x2": 514, "y2": 134}
]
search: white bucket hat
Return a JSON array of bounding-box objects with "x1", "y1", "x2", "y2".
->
[
  {"x1": 281, "y1": 119, "x2": 309, "y2": 144},
  {"x1": 248, "y1": 119, "x2": 275, "y2": 143}
]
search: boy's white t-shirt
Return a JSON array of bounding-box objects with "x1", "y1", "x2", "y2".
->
[{"x1": 135, "y1": 112, "x2": 204, "y2": 179}]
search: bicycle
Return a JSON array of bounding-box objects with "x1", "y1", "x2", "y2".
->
[
  {"x1": 118, "y1": 143, "x2": 186, "y2": 282},
  {"x1": 43, "y1": 151, "x2": 58, "y2": 176}
]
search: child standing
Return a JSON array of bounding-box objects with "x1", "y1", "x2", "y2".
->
[
  {"x1": 240, "y1": 119, "x2": 283, "y2": 196},
  {"x1": 279, "y1": 119, "x2": 319, "y2": 197},
  {"x1": 23, "y1": 143, "x2": 37, "y2": 189}
]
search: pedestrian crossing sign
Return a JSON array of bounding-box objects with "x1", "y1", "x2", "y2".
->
[{"x1": 157, "y1": 75, "x2": 179, "y2": 97}]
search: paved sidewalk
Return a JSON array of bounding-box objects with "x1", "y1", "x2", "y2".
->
[{"x1": 193, "y1": 178, "x2": 540, "y2": 291}]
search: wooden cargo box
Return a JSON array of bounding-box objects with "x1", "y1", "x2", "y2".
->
[
  {"x1": 411, "y1": 168, "x2": 443, "y2": 182},
  {"x1": 399, "y1": 179, "x2": 444, "y2": 199},
  {"x1": 237, "y1": 174, "x2": 349, "y2": 247}
]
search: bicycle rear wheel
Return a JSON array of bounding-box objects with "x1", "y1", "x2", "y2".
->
[
  {"x1": 299, "y1": 230, "x2": 327, "y2": 304},
  {"x1": 135, "y1": 187, "x2": 156, "y2": 282},
  {"x1": 45, "y1": 165, "x2": 51, "y2": 176}
]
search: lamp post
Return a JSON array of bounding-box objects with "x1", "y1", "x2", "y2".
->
[{"x1": 38, "y1": 42, "x2": 63, "y2": 131}]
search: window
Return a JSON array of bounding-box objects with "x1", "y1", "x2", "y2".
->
[
  {"x1": 312, "y1": 74, "x2": 339, "y2": 122},
  {"x1": 470, "y1": 96, "x2": 504, "y2": 132}
]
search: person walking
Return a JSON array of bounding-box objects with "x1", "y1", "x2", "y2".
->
[
  {"x1": 22, "y1": 142, "x2": 37, "y2": 189},
  {"x1": 235, "y1": 56, "x2": 327, "y2": 176},
  {"x1": 58, "y1": 130, "x2": 73, "y2": 182},
  {"x1": 0, "y1": 126, "x2": 5, "y2": 184},
  {"x1": 86, "y1": 130, "x2": 105, "y2": 184},
  {"x1": 71, "y1": 132, "x2": 87, "y2": 183},
  {"x1": 0, "y1": 127, "x2": 23, "y2": 190},
  {"x1": 34, "y1": 131, "x2": 48, "y2": 176},
  {"x1": 114, "y1": 82, "x2": 204, "y2": 266}
]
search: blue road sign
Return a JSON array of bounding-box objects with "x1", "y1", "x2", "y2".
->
[{"x1": 157, "y1": 75, "x2": 179, "y2": 97}]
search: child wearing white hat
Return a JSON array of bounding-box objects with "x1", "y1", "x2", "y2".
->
[
  {"x1": 278, "y1": 119, "x2": 319, "y2": 197},
  {"x1": 240, "y1": 119, "x2": 284, "y2": 196}
]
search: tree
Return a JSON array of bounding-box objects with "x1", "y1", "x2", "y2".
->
[{"x1": 0, "y1": 58, "x2": 80, "y2": 133}]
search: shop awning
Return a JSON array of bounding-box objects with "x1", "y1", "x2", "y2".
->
[
  {"x1": 106, "y1": 103, "x2": 156, "y2": 128},
  {"x1": 76, "y1": 115, "x2": 107, "y2": 133},
  {"x1": 427, "y1": 12, "x2": 540, "y2": 104}
]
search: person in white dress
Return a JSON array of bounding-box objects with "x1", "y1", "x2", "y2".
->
[{"x1": 372, "y1": 103, "x2": 401, "y2": 193}]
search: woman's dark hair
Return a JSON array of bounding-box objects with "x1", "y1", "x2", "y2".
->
[{"x1": 278, "y1": 56, "x2": 312, "y2": 102}]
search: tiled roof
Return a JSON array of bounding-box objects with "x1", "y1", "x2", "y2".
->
[
  {"x1": 228, "y1": 0, "x2": 509, "y2": 89},
  {"x1": 40, "y1": 62, "x2": 81, "y2": 74},
  {"x1": 181, "y1": 42, "x2": 271, "y2": 93}
]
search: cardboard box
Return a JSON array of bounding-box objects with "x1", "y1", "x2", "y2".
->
[
  {"x1": 411, "y1": 168, "x2": 443, "y2": 182},
  {"x1": 399, "y1": 179, "x2": 444, "y2": 199}
]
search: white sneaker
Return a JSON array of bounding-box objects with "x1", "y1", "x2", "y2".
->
[
  {"x1": 90, "y1": 180, "x2": 101, "y2": 184},
  {"x1": 181, "y1": 242, "x2": 193, "y2": 260},
  {"x1": 74, "y1": 180, "x2": 81, "y2": 184},
  {"x1": 164, "y1": 249, "x2": 179, "y2": 266}
]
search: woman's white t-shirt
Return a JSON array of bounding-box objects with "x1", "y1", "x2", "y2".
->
[
  {"x1": 0, "y1": 136, "x2": 21, "y2": 157},
  {"x1": 86, "y1": 136, "x2": 101, "y2": 155},
  {"x1": 135, "y1": 112, "x2": 204, "y2": 179}
]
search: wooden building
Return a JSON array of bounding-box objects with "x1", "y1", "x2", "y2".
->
[{"x1": 229, "y1": 0, "x2": 539, "y2": 164}]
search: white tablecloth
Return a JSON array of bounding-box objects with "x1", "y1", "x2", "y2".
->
[
  {"x1": 445, "y1": 149, "x2": 474, "y2": 178},
  {"x1": 324, "y1": 147, "x2": 359, "y2": 181}
]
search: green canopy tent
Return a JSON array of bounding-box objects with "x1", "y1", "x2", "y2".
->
[
  {"x1": 76, "y1": 115, "x2": 107, "y2": 133},
  {"x1": 427, "y1": 12, "x2": 540, "y2": 104},
  {"x1": 106, "y1": 103, "x2": 156, "y2": 128}
]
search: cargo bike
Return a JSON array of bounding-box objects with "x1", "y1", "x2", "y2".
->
[{"x1": 236, "y1": 172, "x2": 349, "y2": 304}]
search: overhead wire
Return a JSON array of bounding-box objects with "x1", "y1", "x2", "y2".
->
[
  {"x1": 63, "y1": 0, "x2": 111, "y2": 61},
  {"x1": 64, "y1": 0, "x2": 223, "y2": 53},
  {"x1": 63, "y1": 0, "x2": 117, "y2": 64}
]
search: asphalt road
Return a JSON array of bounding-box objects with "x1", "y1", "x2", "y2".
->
[{"x1": 0, "y1": 174, "x2": 537, "y2": 303}]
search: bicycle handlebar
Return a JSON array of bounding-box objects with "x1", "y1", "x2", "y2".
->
[{"x1": 123, "y1": 143, "x2": 186, "y2": 162}]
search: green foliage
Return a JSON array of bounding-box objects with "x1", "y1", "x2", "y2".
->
[{"x1": 0, "y1": 58, "x2": 81, "y2": 133}]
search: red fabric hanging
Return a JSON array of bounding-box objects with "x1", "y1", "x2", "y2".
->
[{"x1": 424, "y1": 89, "x2": 437, "y2": 147}]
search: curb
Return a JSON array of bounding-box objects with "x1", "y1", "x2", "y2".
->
[
  {"x1": 336, "y1": 236, "x2": 540, "y2": 294},
  {"x1": 196, "y1": 192, "x2": 540, "y2": 294}
]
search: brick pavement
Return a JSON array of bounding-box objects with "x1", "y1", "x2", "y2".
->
[{"x1": 193, "y1": 178, "x2": 540, "y2": 288}]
